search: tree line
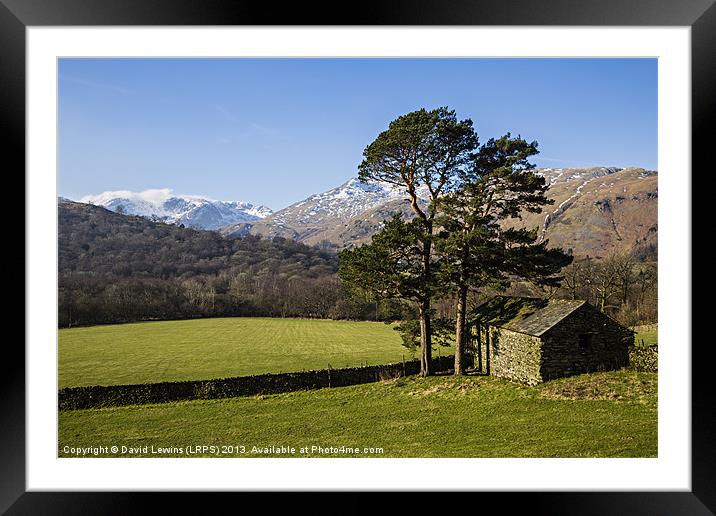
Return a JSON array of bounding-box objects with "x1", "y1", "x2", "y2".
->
[
  {"x1": 58, "y1": 202, "x2": 388, "y2": 326},
  {"x1": 557, "y1": 252, "x2": 657, "y2": 326}
]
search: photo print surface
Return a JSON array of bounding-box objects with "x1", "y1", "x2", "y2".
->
[{"x1": 57, "y1": 57, "x2": 658, "y2": 458}]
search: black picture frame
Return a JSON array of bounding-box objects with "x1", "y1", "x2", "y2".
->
[{"x1": 4, "y1": 0, "x2": 709, "y2": 513}]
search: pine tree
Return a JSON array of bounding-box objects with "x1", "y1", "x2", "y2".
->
[
  {"x1": 435, "y1": 134, "x2": 573, "y2": 374},
  {"x1": 355, "y1": 107, "x2": 478, "y2": 376},
  {"x1": 338, "y1": 214, "x2": 425, "y2": 307}
]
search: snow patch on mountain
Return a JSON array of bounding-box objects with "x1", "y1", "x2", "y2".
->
[
  {"x1": 536, "y1": 166, "x2": 621, "y2": 186},
  {"x1": 79, "y1": 189, "x2": 272, "y2": 230},
  {"x1": 270, "y1": 177, "x2": 429, "y2": 226}
]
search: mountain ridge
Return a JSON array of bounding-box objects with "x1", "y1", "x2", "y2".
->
[
  {"x1": 73, "y1": 165, "x2": 657, "y2": 259},
  {"x1": 79, "y1": 189, "x2": 272, "y2": 230},
  {"x1": 222, "y1": 166, "x2": 658, "y2": 259}
]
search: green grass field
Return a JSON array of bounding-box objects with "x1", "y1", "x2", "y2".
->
[
  {"x1": 58, "y1": 370, "x2": 657, "y2": 458},
  {"x1": 59, "y1": 318, "x2": 446, "y2": 388},
  {"x1": 633, "y1": 324, "x2": 658, "y2": 347}
]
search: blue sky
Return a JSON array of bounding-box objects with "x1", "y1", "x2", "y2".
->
[{"x1": 59, "y1": 58, "x2": 657, "y2": 210}]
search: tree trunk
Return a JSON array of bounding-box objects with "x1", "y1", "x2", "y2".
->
[
  {"x1": 622, "y1": 281, "x2": 630, "y2": 306},
  {"x1": 418, "y1": 232, "x2": 433, "y2": 377},
  {"x1": 419, "y1": 300, "x2": 433, "y2": 376},
  {"x1": 476, "y1": 324, "x2": 482, "y2": 372},
  {"x1": 485, "y1": 324, "x2": 491, "y2": 376},
  {"x1": 454, "y1": 285, "x2": 468, "y2": 375}
]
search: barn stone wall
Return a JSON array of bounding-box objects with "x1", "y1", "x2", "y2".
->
[
  {"x1": 475, "y1": 326, "x2": 543, "y2": 385},
  {"x1": 539, "y1": 305, "x2": 631, "y2": 381}
]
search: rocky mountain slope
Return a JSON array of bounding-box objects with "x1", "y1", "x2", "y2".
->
[
  {"x1": 219, "y1": 178, "x2": 428, "y2": 244},
  {"x1": 518, "y1": 167, "x2": 658, "y2": 259},
  {"x1": 222, "y1": 167, "x2": 657, "y2": 259}
]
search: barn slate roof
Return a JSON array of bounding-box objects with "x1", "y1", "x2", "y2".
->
[{"x1": 473, "y1": 296, "x2": 586, "y2": 337}]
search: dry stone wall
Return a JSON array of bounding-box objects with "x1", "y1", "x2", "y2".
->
[
  {"x1": 489, "y1": 328, "x2": 543, "y2": 385},
  {"x1": 475, "y1": 326, "x2": 542, "y2": 385},
  {"x1": 59, "y1": 355, "x2": 455, "y2": 410},
  {"x1": 628, "y1": 345, "x2": 658, "y2": 372}
]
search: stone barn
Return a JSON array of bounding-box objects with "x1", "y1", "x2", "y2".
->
[{"x1": 471, "y1": 296, "x2": 633, "y2": 385}]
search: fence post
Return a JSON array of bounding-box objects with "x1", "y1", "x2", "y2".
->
[
  {"x1": 402, "y1": 354, "x2": 406, "y2": 377},
  {"x1": 327, "y1": 364, "x2": 331, "y2": 388}
]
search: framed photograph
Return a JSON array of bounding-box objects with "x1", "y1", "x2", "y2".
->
[{"x1": 6, "y1": 0, "x2": 710, "y2": 512}]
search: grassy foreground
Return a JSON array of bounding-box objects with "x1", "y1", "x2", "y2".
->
[
  {"x1": 59, "y1": 318, "x2": 434, "y2": 388},
  {"x1": 633, "y1": 324, "x2": 658, "y2": 347},
  {"x1": 59, "y1": 370, "x2": 657, "y2": 458}
]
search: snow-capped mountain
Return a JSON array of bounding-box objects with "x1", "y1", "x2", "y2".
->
[
  {"x1": 269, "y1": 177, "x2": 428, "y2": 227},
  {"x1": 76, "y1": 167, "x2": 658, "y2": 259},
  {"x1": 220, "y1": 177, "x2": 429, "y2": 242},
  {"x1": 222, "y1": 167, "x2": 657, "y2": 259},
  {"x1": 79, "y1": 189, "x2": 272, "y2": 230}
]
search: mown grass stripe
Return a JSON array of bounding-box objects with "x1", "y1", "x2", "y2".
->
[{"x1": 59, "y1": 317, "x2": 445, "y2": 388}]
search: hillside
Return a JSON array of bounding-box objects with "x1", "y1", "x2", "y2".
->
[
  {"x1": 514, "y1": 167, "x2": 658, "y2": 259},
  {"x1": 59, "y1": 199, "x2": 335, "y2": 278},
  {"x1": 220, "y1": 177, "x2": 427, "y2": 246},
  {"x1": 58, "y1": 200, "x2": 345, "y2": 326},
  {"x1": 224, "y1": 167, "x2": 657, "y2": 258}
]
